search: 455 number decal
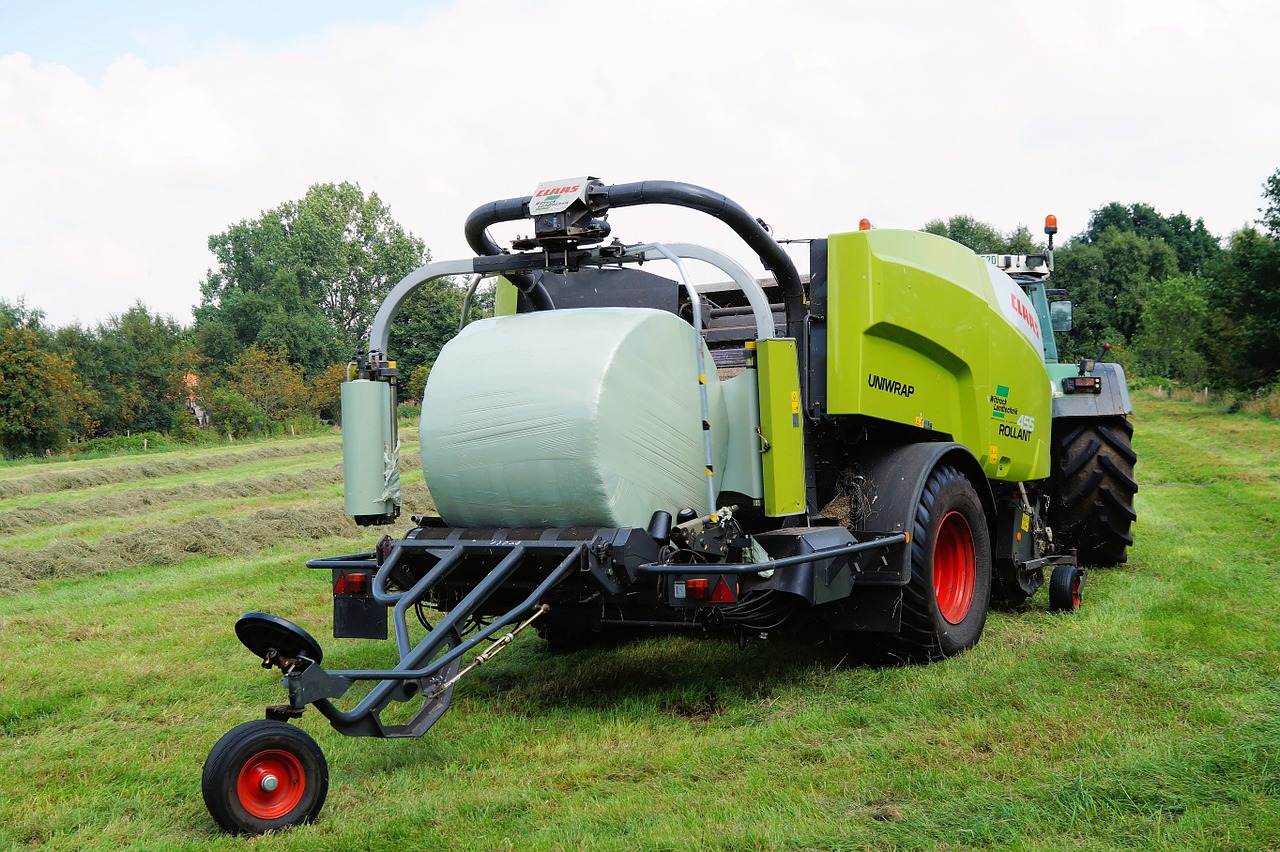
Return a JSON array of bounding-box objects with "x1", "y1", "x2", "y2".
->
[{"x1": 999, "y1": 414, "x2": 1035, "y2": 442}]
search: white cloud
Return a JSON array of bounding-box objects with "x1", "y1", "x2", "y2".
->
[{"x1": 2, "y1": 0, "x2": 1278, "y2": 328}]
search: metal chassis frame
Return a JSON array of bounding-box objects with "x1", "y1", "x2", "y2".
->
[
  {"x1": 277, "y1": 526, "x2": 908, "y2": 739},
  {"x1": 292, "y1": 539, "x2": 586, "y2": 738}
]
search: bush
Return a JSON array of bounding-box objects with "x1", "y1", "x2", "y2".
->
[
  {"x1": 204, "y1": 387, "x2": 264, "y2": 438},
  {"x1": 397, "y1": 401, "x2": 420, "y2": 424},
  {"x1": 71, "y1": 431, "x2": 170, "y2": 455},
  {"x1": 279, "y1": 414, "x2": 328, "y2": 437},
  {"x1": 309, "y1": 363, "x2": 348, "y2": 423},
  {"x1": 169, "y1": 405, "x2": 207, "y2": 444},
  {"x1": 1240, "y1": 384, "x2": 1280, "y2": 418},
  {"x1": 407, "y1": 362, "x2": 432, "y2": 404}
]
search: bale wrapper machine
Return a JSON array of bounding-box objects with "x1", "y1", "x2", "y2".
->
[{"x1": 202, "y1": 178, "x2": 1135, "y2": 834}]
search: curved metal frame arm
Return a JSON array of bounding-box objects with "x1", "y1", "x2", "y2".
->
[
  {"x1": 367, "y1": 259, "x2": 477, "y2": 355},
  {"x1": 634, "y1": 243, "x2": 776, "y2": 341}
]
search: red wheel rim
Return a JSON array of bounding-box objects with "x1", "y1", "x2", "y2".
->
[
  {"x1": 237, "y1": 749, "x2": 305, "y2": 820},
  {"x1": 1071, "y1": 574, "x2": 1082, "y2": 609},
  {"x1": 934, "y1": 511, "x2": 976, "y2": 624}
]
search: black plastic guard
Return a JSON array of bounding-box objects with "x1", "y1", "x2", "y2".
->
[{"x1": 750, "y1": 526, "x2": 908, "y2": 605}]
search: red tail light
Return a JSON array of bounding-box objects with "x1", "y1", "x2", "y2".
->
[{"x1": 685, "y1": 578, "x2": 710, "y2": 600}]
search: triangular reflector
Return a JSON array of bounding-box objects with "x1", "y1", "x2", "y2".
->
[{"x1": 710, "y1": 575, "x2": 736, "y2": 603}]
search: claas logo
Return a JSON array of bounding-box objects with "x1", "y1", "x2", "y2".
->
[
  {"x1": 534, "y1": 184, "x2": 580, "y2": 198},
  {"x1": 1011, "y1": 293, "x2": 1040, "y2": 339}
]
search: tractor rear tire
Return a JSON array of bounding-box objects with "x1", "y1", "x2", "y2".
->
[
  {"x1": 1049, "y1": 417, "x2": 1138, "y2": 566},
  {"x1": 203, "y1": 720, "x2": 328, "y2": 835},
  {"x1": 862, "y1": 464, "x2": 992, "y2": 665}
]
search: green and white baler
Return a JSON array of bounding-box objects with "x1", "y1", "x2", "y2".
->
[{"x1": 203, "y1": 178, "x2": 1137, "y2": 835}]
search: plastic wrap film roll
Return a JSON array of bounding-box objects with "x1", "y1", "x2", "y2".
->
[
  {"x1": 341, "y1": 380, "x2": 400, "y2": 521},
  {"x1": 421, "y1": 308, "x2": 729, "y2": 528}
]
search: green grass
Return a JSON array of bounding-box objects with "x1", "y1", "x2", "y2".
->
[{"x1": 0, "y1": 391, "x2": 1277, "y2": 850}]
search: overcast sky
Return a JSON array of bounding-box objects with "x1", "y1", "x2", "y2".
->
[{"x1": 2, "y1": 0, "x2": 1277, "y2": 329}]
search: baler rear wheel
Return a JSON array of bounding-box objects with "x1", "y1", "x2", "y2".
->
[
  {"x1": 864, "y1": 464, "x2": 992, "y2": 664},
  {"x1": 203, "y1": 720, "x2": 328, "y2": 835},
  {"x1": 1049, "y1": 417, "x2": 1138, "y2": 566}
]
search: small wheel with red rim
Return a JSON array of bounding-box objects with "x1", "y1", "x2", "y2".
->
[
  {"x1": 1049, "y1": 564, "x2": 1084, "y2": 613},
  {"x1": 202, "y1": 720, "x2": 328, "y2": 835}
]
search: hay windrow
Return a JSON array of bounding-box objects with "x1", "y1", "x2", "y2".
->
[
  {"x1": 0, "y1": 505, "x2": 354, "y2": 595},
  {"x1": 0, "y1": 466, "x2": 346, "y2": 537},
  {"x1": 0, "y1": 441, "x2": 341, "y2": 501},
  {"x1": 0, "y1": 450, "x2": 424, "y2": 538},
  {"x1": 0, "y1": 440, "x2": 432, "y2": 595}
]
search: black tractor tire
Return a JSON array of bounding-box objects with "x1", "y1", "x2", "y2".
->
[
  {"x1": 1049, "y1": 564, "x2": 1084, "y2": 613},
  {"x1": 863, "y1": 465, "x2": 992, "y2": 665},
  {"x1": 1048, "y1": 416, "x2": 1138, "y2": 566},
  {"x1": 203, "y1": 720, "x2": 328, "y2": 836}
]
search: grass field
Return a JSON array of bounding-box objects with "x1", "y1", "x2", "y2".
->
[{"x1": 1, "y1": 393, "x2": 1277, "y2": 850}]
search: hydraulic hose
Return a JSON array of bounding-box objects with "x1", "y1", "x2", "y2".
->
[
  {"x1": 602, "y1": 181, "x2": 806, "y2": 338},
  {"x1": 463, "y1": 197, "x2": 554, "y2": 310},
  {"x1": 462, "y1": 180, "x2": 807, "y2": 336}
]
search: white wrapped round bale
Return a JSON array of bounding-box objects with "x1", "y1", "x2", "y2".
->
[{"x1": 420, "y1": 308, "x2": 729, "y2": 529}]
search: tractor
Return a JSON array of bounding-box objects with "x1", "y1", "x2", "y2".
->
[{"x1": 202, "y1": 178, "x2": 1137, "y2": 834}]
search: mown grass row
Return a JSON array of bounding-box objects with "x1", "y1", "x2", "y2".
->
[
  {"x1": 0, "y1": 464, "x2": 344, "y2": 538},
  {"x1": 0, "y1": 438, "x2": 341, "y2": 499},
  {"x1": 0, "y1": 436, "x2": 430, "y2": 594},
  {"x1": 0, "y1": 393, "x2": 1277, "y2": 850}
]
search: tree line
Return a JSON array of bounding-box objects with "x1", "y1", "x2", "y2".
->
[
  {"x1": 3, "y1": 172, "x2": 1279, "y2": 458},
  {"x1": 0, "y1": 181, "x2": 481, "y2": 458}
]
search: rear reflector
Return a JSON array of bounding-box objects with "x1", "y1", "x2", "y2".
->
[
  {"x1": 333, "y1": 571, "x2": 369, "y2": 595},
  {"x1": 710, "y1": 576, "x2": 737, "y2": 603},
  {"x1": 670, "y1": 574, "x2": 739, "y2": 606}
]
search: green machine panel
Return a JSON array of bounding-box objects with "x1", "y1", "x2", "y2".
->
[
  {"x1": 824, "y1": 230, "x2": 1051, "y2": 482},
  {"x1": 756, "y1": 338, "x2": 805, "y2": 516}
]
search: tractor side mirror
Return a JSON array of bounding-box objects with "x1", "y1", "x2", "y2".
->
[{"x1": 1049, "y1": 300, "x2": 1073, "y2": 332}]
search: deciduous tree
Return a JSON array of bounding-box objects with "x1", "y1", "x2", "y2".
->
[
  {"x1": 198, "y1": 182, "x2": 428, "y2": 364},
  {"x1": 52, "y1": 304, "x2": 188, "y2": 436},
  {"x1": 1050, "y1": 228, "x2": 1178, "y2": 361},
  {"x1": 0, "y1": 298, "x2": 49, "y2": 338},
  {"x1": 922, "y1": 215, "x2": 1009, "y2": 253},
  {"x1": 1128, "y1": 275, "x2": 1210, "y2": 383},
  {"x1": 387, "y1": 277, "x2": 485, "y2": 397},
  {"x1": 224, "y1": 345, "x2": 308, "y2": 425},
  {"x1": 1080, "y1": 202, "x2": 1220, "y2": 274},
  {"x1": 1204, "y1": 227, "x2": 1280, "y2": 389},
  {"x1": 0, "y1": 328, "x2": 96, "y2": 457},
  {"x1": 1258, "y1": 167, "x2": 1280, "y2": 237}
]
